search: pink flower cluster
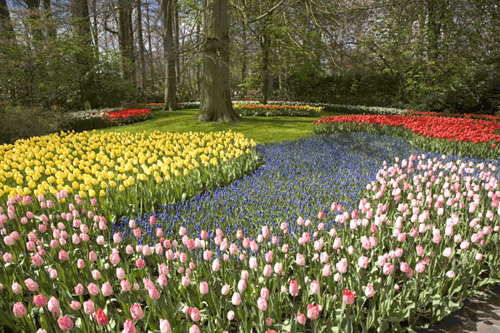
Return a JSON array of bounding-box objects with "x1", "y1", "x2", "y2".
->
[{"x1": 1, "y1": 154, "x2": 499, "y2": 332}]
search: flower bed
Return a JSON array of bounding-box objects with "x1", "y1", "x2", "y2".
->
[
  {"x1": 233, "y1": 104, "x2": 323, "y2": 117},
  {"x1": 314, "y1": 114, "x2": 500, "y2": 159},
  {"x1": 104, "y1": 109, "x2": 152, "y2": 125},
  {"x1": 406, "y1": 110, "x2": 500, "y2": 122},
  {"x1": 0, "y1": 130, "x2": 260, "y2": 224},
  {"x1": 180, "y1": 101, "x2": 409, "y2": 115},
  {"x1": 1, "y1": 145, "x2": 499, "y2": 332}
]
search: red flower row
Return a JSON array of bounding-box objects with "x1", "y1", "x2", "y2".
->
[
  {"x1": 314, "y1": 114, "x2": 500, "y2": 144},
  {"x1": 406, "y1": 110, "x2": 500, "y2": 121},
  {"x1": 104, "y1": 109, "x2": 151, "y2": 121}
]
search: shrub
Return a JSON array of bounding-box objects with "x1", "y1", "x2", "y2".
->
[{"x1": 0, "y1": 106, "x2": 60, "y2": 145}]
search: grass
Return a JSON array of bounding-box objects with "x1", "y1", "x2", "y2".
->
[{"x1": 98, "y1": 109, "x2": 347, "y2": 143}]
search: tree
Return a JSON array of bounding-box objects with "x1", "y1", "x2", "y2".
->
[
  {"x1": 73, "y1": 0, "x2": 92, "y2": 46},
  {"x1": 163, "y1": 0, "x2": 177, "y2": 110},
  {"x1": 0, "y1": 0, "x2": 15, "y2": 40},
  {"x1": 195, "y1": 0, "x2": 240, "y2": 122},
  {"x1": 117, "y1": 0, "x2": 135, "y2": 81},
  {"x1": 137, "y1": 0, "x2": 147, "y2": 92}
]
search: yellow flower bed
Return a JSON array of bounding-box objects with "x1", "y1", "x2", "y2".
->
[{"x1": 0, "y1": 130, "x2": 259, "y2": 222}]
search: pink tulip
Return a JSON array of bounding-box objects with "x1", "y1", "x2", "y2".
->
[
  {"x1": 289, "y1": 280, "x2": 299, "y2": 297},
  {"x1": 260, "y1": 287, "x2": 270, "y2": 299},
  {"x1": 212, "y1": 259, "x2": 220, "y2": 272},
  {"x1": 238, "y1": 279, "x2": 247, "y2": 292},
  {"x1": 12, "y1": 302, "x2": 27, "y2": 318},
  {"x1": 12, "y1": 282, "x2": 22, "y2": 294},
  {"x1": 357, "y1": 256, "x2": 369, "y2": 269},
  {"x1": 432, "y1": 229, "x2": 441, "y2": 244},
  {"x1": 365, "y1": 284, "x2": 375, "y2": 298},
  {"x1": 415, "y1": 261, "x2": 426, "y2": 273},
  {"x1": 383, "y1": 263, "x2": 394, "y2": 275},
  {"x1": 200, "y1": 281, "x2": 209, "y2": 295},
  {"x1": 263, "y1": 264, "x2": 272, "y2": 277},
  {"x1": 101, "y1": 282, "x2": 112, "y2": 296},
  {"x1": 158, "y1": 274, "x2": 168, "y2": 287},
  {"x1": 221, "y1": 284, "x2": 230, "y2": 295},
  {"x1": 110, "y1": 252, "x2": 120, "y2": 265},
  {"x1": 33, "y1": 294, "x2": 47, "y2": 307},
  {"x1": 74, "y1": 283, "x2": 84, "y2": 295},
  {"x1": 189, "y1": 307, "x2": 200, "y2": 322},
  {"x1": 87, "y1": 283, "x2": 99, "y2": 296},
  {"x1": 297, "y1": 312, "x2": 306, "y2": 324},
  {"x1": 89, "y1": 251, "x2": 97, "y2": 262},
  {"x1": 148, "y1": 287, "x2": 161, "y2": 300},
  {"x1": 131, "y1": 303, "x2": 144, "y2": 320},
  {"x1": 182, "y1": 276, "x2": 190, "y2": 287},
  {"x1": 336, "y1": 258, "x2": 347, "y2": 274},
  {"x1": 189, "y1": 325, "x2": 200, "y2": 333},
  {"x1": 307, "y1": 304, "x2": 320, "y2": 319},
  {"x1": 310, "y1": 280, "x2": 320, "y2": 294},
  {"x1": 92, "y1": 270, "x2": 101, "y2": 280},
  {"x1": 296, "y1": 253, "x2": 305, "y2": 266},
  {"x1": 416, "y1": 245, "x2": 425, "y2": 256},
  {"x1": 47, "y1": 296, "x2": 60, "y2": 314},
  {"x1": 57, "y1": 316, "x2": 74, "y2": 331},
  {"x1": 322, "y1": 263, "x2": 331, "y2": 277},
  {"x1": 227, "y1": 310, "x2": 235, "y2": 320},
  {"x1": 203, "y1": 250, "x2": 212, "y2": 261},
  {"x1": 257, "y1": 297, "x2": 268, "y2": 311},
  {"x1": 160, "y1": 319, "x2": 171, "y2": 333},
  {"x1": 70, "y1": 301, "x2": 81, "y2": 310},
  {"x1": 343, "y1": 288, "x2": 355, "y2": 305},
  {"x1": 58, "y1": 249, "x2": 69, "y2": 261},
  {"x1": 136, "y1": 259, "x2": 145, "y2": 268},
  {"x1": 123, "y1": 318, "x2": 136, "y2": 333},
  {"x1": 231, "y1": 292, "x2": 241, "y2": 306},
  {"x1": 121, "y1": 279, "x2": 131, "y2": 292},
  {"x1": 84, "y1": 300, "x2": 95, "y2": 314}
]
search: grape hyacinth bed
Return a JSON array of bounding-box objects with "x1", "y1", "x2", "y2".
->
[{"x1": 1, "y1": 132, "x2": 500, "y2": 333}]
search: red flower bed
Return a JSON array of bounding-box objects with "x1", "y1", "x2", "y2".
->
[
  {"x1": 105, "y1": 109, "x2": 151, "y2": 121},
  {"x1": 314, "y1": 114, "x2": 500, "y2": 144},
  {"x1": 406, "y1": 110, "x2": 500, "y2": 122}
]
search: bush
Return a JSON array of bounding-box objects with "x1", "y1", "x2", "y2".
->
[
  {"x1": 0, "y1": 106, "x2": 60, "y2": 145},
  {"x1": 56, "y1": 113, "x2": 114, "y2": 133}
]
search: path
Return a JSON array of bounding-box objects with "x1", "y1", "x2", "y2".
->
[{"x1": 418, "y1": 284, "x2": 500, "y2": 333}]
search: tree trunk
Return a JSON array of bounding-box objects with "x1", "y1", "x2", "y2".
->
[
  {"x1": 195, "y1": 0, "x2": 240, "y2": 122},
  {"x1": 174, "y1": 0, "x2": 180, "y2": 85},
  {"x1": 117, "y1": 0, "x2": 135, "y2": 82},
  {"x1": 0, "y1": 0, "x2": 15, "y2": 40},
  {"x1": 42, "y1": 0, "x2": 56, "y2": 39},
  {"x1": 145, "y1": 2, "x2": 155, "y2": 88},
  {"x1": 259, "y1": 30, "x2": 270, "y2": 105},
  {"x1": 137, "y1": 0, "x2": 146, "y2": 92},
  {"x1": 238, "y1": 14, "x2": 247, "y2": 100},
  {"x1": 26, "y1": 0, "x2": 43, "y2": 43},
  {"x1": 90, "y1": 0, "x2": 99, "y2": 57},
  {"x1": 73, "y1": 0, "x2": 92, "y2": 46},
  {"x1": 426, "y1": 0, "x2": 441, "y2": 63},
  {"x1": 163, "y1": 0, "x2": 177, "y2": 110},
  {"x1": 196, "y1": 19, "x2": 201, "y2": 95}
]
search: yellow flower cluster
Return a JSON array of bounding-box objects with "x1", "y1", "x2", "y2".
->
[{"x1": 0, "y1": 130, "x2": 257, "y2": 201}]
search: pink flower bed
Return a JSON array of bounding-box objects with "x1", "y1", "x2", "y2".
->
[{"x1": 0, "y1": 154, "x2": 499, "y2": 332}]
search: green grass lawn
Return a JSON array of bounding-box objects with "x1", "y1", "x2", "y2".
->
[{"x1": 99, "y1": 109, "x2": 346, "y2": 144}]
